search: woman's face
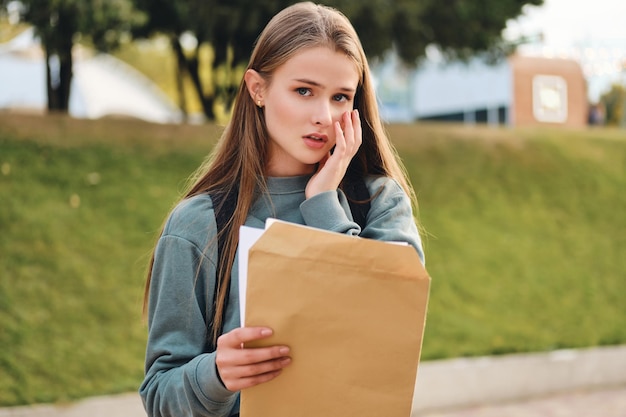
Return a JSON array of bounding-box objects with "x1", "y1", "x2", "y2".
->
[{"x1": 257, "y1": 47, "x2": 360, "y2": 177}]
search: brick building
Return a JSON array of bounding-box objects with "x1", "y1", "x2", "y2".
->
[{"x1": 509, "y1": 55, "x2": 587, "y2": 127}]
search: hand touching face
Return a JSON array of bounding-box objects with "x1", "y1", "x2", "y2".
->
[
  {"x1": 244, "y1": 46, "x2": 361, "y2": 179},
  {"x1": 305, "y1": 109, "x2": 362, "y2": 198}
]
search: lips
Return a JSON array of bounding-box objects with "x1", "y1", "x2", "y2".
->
[
  {"x1": 303, "y1": 133, "x2": 329, "y2": 149},
  {"x1": 304, "y1": 133, "x2": 328, "y2": 142}
]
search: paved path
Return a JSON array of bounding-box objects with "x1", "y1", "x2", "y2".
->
[
  {"x1": 1, "y1": 386, "x2": 625, "y2": 417},
  {"x1": 411, "y1": 345, "x2": 626, "y2": 413},
  {"x1": 416, "y1": 385, "x2": 626, "y2": 417},
  {"x1": 2, "y1": 345, "x2": 625, "y2": 417},
  {"x1": 0, "y1": 393, "x2": 145, "y2": 417}
]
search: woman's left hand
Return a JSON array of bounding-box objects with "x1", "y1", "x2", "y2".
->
[{"x1": 305, "y1": 109, "x2": 362, "y2": 198}]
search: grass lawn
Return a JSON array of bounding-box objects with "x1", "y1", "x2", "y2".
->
[{"x1": 1, "y1": 113, "x2": 625, "y2": 406}]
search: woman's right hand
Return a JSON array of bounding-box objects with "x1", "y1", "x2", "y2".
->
[{"x1": 215, "y1": 327, "x2": 291, "y2": 392}]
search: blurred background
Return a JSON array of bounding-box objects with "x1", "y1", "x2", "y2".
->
[
  {"x1": 2, "y1": 0, "x2": 625, "y2": 126},
  {"x1": 0, "y1": 0, "x2": 625, "y2": 411}
]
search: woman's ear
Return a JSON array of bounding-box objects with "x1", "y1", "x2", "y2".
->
[{"x1": 244, "y1": 69, "x2": 266, "y2": 107}]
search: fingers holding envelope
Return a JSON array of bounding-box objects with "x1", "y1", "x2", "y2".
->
[{"x1": 215, "y1": 327, "x2": 291, "y2": 391}]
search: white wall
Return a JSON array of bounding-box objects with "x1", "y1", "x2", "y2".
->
[{"x1": 412, "y1": 57, "x2": 512, "y2": 119}]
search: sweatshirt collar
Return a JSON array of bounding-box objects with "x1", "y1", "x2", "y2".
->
[{"x1": 265, "y1": 175, "x2": 312, "y2": 194}]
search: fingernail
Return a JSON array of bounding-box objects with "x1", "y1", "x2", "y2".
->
[
  {"x1": 281, "y1": 358, "x2": 292, "y2": 366},
  {"x1": 261, "y1": 329, "x2": 272, "y2": 337},
  {"x1": 279, "y1": 347, "x2": 290, "y2": 355}
]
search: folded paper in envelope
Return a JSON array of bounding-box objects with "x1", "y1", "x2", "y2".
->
[{"x1": 240, "y1": 220, "x2": 430, "y2": 417}]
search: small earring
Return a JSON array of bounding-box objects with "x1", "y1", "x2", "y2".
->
[{"x1": 257, "y1": 100, "x2": 262, "y2": 107}]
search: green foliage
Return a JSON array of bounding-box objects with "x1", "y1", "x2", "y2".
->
[
  {"x1": 16, "y1": 0, "x2": 145, "y2": 51},
  {"x1": 600, "y1": 83, "x2": 626, "y2": 126},
  {"x1": 112, "y1": 37, "x2": 182, "y2": 110},
  {"x1": 334, "y1": 0, "x2": 544, "y2": 63},
  {"x1": 1, "y1": 115, "x2": 624, "y2": 406},
  {"x1": 131, "y1": 0, "x2": 543, "y2": 120},
  {"x1": 6, "y1": 0, "x2": 146, "y2": 111},
  {"x1": 131, "y1": 0, "x2": 293, "y2": 120},
  {"x1": 3, "y1": 0, "x2": 542, "y2": 117},
  {"x1": 0, "y1": 16, "x2": 28, "y2": 42}
]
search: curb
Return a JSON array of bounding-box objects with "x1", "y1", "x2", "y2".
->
[
  {"x1": 411, "y1": 344, "x2": 626, "y2": 414},
  {"x1": 1, "y1": 345, "x2": 625, "y2": 417}
]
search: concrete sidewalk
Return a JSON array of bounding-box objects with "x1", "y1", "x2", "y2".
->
[
  {"x1": 412, "y1": 344, "x2": 626, "y2": 414},
  {"x1": 1, "y1": 345, "x2": 625, "y2": 417},
  {"x1": 416, "y1": 385, "x2": 626, "y2": 417}
]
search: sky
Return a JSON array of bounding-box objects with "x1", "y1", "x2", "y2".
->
[{"x1": 503, "y1": 0, "x2": 626, "y2": 102}]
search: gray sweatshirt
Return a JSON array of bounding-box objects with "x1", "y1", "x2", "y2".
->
[{"x1": 140, "y1": 174, "x2": 424, "y2": 417}]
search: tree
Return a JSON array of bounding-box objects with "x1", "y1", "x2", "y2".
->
[
  {"x1": 600, "y1": 83, "x2": 626, "y2": 126},
  {"x1": 1, "y1": 0, "x2": 145, "y2": 112},
  {"x1": 132, "y1": 0, "x2": 290, "y2": 121},
  {"x1": 134, "y1": 0, "x2": 542, "y2": 121}
]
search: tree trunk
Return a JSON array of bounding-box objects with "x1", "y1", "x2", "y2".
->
[
  {"x1": 170, "y1": 36, "x2": 188, "y2": 121},
  {"x1": 44, "y1": 42, "x2": 73, "y2": 113},
  {"x1": 171, "y1": 37, "x2": 215, "y2": 121},
  {"x1": 42, "y1": 7, "x2": 75, "y2": 114}
]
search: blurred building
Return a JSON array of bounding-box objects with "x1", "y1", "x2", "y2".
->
[
  {"x1": 509, "y1": 55, "x2": 587, "y2": 127},
  {"x1": 374, "y1": 53, "x2": 587, "y2": 127},
  {"x1": 0, "y1": 28, "x2": 182, "y2": 124}
]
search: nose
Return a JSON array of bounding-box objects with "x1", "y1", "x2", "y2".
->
[{"x1": 312, "y1": 100, "x2": 333, "y2": 126}]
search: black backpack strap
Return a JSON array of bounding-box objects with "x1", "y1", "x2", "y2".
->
[
  {"x1": 343, "y1": 176, "x2": 370, "y2": 231},
  {"x1": 208, "y1": 187, "x2": 238, "y2": 337},
  {"x1": 211, "y1": 187, "x2": 238, "y2": 255}
]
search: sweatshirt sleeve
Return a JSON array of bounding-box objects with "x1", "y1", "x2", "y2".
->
[
  {"x1": 359, "y1": 177, "x2": 425, "y2": 264},
  {"x1": 300, "y1": 176, "x2": 425, "y2": 264},
  {"x1": 139, "y1": 197, "x2": 238, "y2": 417}
]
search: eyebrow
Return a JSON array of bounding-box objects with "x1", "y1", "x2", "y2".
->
[{"x1": 293, "y1": 78, "x2": 356, "y2": 93}]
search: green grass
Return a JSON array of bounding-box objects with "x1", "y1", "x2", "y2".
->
[
  {"x1": 1, "y1": 114, "x2": 625, "y2": 406},
  {"x1": 0, "y1": 114, "x2": 222, "y2": 406},
  {"x1": 391, "y1": 124, "x2": 626, "y2": 357}
]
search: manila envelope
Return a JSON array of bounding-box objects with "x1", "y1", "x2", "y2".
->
[{"x1": 240, "y1": 220, "x2": 431, "y2": 417}]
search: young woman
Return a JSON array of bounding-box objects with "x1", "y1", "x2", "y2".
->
[{"x1": 140, "y1": 2, "x2": 424, "y2": 416}]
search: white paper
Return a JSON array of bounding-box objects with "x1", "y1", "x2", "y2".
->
[{"x1": 238, "y1": 225, "x2": 265, "y2": 326}]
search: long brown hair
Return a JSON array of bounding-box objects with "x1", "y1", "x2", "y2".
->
[{"x1": 143, "y1": 2, "x2": 418, "y2": 344}]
